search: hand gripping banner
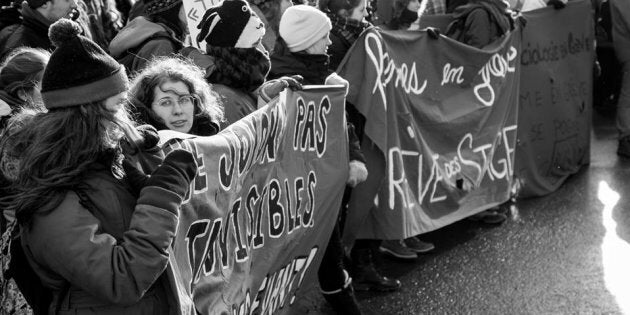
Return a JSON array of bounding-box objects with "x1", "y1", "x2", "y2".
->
[
  {"x1": 337, "y1": 27, "x2": 521, "y2": 239},
  {"x1": 156, "y1": 87, "x2": 348, "y2": 314}
]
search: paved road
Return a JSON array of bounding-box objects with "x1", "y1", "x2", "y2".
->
[{"x1": 293, "y1": 109, "x2": 629, "y2": 314}]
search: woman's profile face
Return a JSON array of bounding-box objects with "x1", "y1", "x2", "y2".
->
[
  {"x1": 348, "y1": 0, "x2": 368, "y2": 22},
  {"x1": 151, "y1": 80, "x2": 195, "y2": 134}
]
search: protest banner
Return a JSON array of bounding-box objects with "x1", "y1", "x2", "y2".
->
[
  {"x1": 183, "y1": 0, "x2": 223, "y2": 52},
  {"x1": 418, "y1": 0, "x2": 594, "y2": 197},
  {"x1": 157, "y1": 87, "x2": 348, "y2": 314},
  {"x1": 514, "y1": 0, "x2": 593, "y2": 197},
  {"x1": 337, "y1": 27, "x2": 520, "y2": 239}
]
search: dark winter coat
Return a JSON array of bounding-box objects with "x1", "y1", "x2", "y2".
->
[
  {"x1": 445, "y1": 0, "x2": 513, "y2": 49},
  {"x1": 0, "y1": 2, "x2": 53, "y2": 59},
  {"x1": 326, "y1": 12, "x2": 372, "y2": 71},
  {"x1": 269, "y1": 38, "x2": 366, "y2": 163},
  {"x1": 108, "y1": 16, "x2": 182, "y2": 75},
  {"x1": 20, "y1": 164, "x2": 192, "y2": 314},
  {"x1": 182, "y1": 47, "x2": 263, "y2": 128}
]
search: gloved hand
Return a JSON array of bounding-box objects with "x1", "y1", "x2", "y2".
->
[
  {"x1": 547, "y1": 0, "x2": 566, "y2": 9},
  {"x1": 123, "y1": 160, "x2": 149, "y2": 194},
  {"x1": 146, "y1": 150, "x2": 198, "y2": 198},
  {"x1": 426, "y1": 27, "x2": 440, "y2": 40},
  {"x1": 347, "y1": 160, "x2": 368, "y2": 188},
  {"x1": 261, "y1": 75, "x2": 304, "y2": 101},
  {"x1": 136, "y1": 124, "x2": 160, "y2": 150},
  {"x1": 325, "y1": 72, "x2": 349, "y2": 95}
]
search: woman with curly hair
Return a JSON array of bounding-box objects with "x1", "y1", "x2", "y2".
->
[
  {"x1": 2, "y1": 19, "x2": 197, "y2": 314},
  {"x1": 128, "y1": 56, "x2": 224, "y2": 136},
  {"x1": 0, "y1": 47, "x2": 50, "y2": 130}
]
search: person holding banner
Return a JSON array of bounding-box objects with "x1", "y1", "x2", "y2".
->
[
  {"x1": 128, "y1": 56, "x2": 224, "y2": 136},
  {"x1": 1, "y1": 19, "x2": 196, "y2": 314},
  {"x1": 108, "y1": 0, "x2": 186, "y2": 75},
  {"x1": 269, "y1": 5, "x2": 381, "y2": 313},
  {"x1": 610, "y1": 0, "x2": 630, "y2": 157}
]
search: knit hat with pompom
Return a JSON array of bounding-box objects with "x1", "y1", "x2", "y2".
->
[{"x1": 41, "y1": 19, "x2": 128, "y2": 109}]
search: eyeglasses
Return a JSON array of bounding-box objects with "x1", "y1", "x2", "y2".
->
[{"x1": 154, "y1": 94, "x2": 197, "y2": 108}]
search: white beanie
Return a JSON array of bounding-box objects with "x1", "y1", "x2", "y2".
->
[{"x1": 279, "y1": 5, "x2": 332, "y2": 53}]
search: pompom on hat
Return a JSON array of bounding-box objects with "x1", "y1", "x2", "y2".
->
[
  {"x1": 279, "y1": 5, "x2": 332, "y2": 52},
  {"x1": 196, "y1": 0, "x2": 266, "y2": 49},
  {"x1": 41, "y1": 19, "x2": 128, "y2": 109}
]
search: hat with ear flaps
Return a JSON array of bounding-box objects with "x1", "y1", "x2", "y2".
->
[
  {"x1": 41, "y1": 19, "x2": 128, "y2": 109},
  {"x1": 196, "y1": 0, "x2": 266, "y2": 49}
]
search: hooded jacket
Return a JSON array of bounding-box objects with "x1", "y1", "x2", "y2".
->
[
  {"x1": 109, "y1": 16, "x2": 182, "y2": 74},
  {"x1": 20, "y1": 164, "x2": 194, "y2": 314},
  {"x1": 0, "y1": 2, "x2": 53, "y2": 59},
  {"x1": 445, "y1": 0, "x2": 513, "y2": 49}
]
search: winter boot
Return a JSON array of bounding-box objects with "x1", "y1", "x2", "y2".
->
[
  {"x1": 350, "y1": 248, "x2": 401, "y2": 292},
  {"x1": 321, "y1": 270, "x2": 362, "y2": 315}
]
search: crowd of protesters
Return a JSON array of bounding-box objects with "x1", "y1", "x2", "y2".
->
[{"x1": 0, "y1": 0, "x2": 622, "y2": 314}]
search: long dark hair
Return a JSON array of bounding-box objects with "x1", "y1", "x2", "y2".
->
[
  {"x1": 206, "y1": 46, "x2": 271, "y2": 93},
  {"x1": 1, "y1": 100, "x2": 134, "y2": 228}
]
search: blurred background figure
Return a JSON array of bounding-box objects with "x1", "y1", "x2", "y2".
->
[
  {"x1": 611, "y1": 0, "x2": 630, "y2": 157},
  {"x1": 0, "y1": 0, "x2": 78, "y2": 58},
  {"x1": 109, "y1": 0, "x2": 187, "y2": 75},
  {"x1": 0, "y1": 47, "x2": 50, "y2": 130},
  {"x1": 247, "y1": 0, "x2": 293, "y2": 53}
]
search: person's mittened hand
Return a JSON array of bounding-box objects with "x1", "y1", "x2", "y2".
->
[
  {"x1": 547, "y1": 0, "x2": 567, "y2": 9},
  {"x1": 325, "y1": 72, "x2": 349, "y2": 95},
  {"x1": 261, "y1": 76, "x2": 302, "y2": 101},
  {"x1": 283, "y1": 75, "x2": 304, "y2": 90},
  {"x1": 123, "y1": 160, "x2": 149, "y2": 194},
  {"x1": 426, "y1": 27, "x2": 440, "y2": 40},
  {"x1": 146, "y1": 150, "x2": 198, "y2": 199},
  {"x1": 136, "y1": 124, "x2": 160, "y2": 150},
  {"x1": 347, "y1": 160, "x2": 368, "y2": 187}
]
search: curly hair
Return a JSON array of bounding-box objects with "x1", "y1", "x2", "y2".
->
[
  {"x1": 205, "y1": 46, "x2": 271, "y2": 93},
  {"x1": 128, "y1": 56, "x2": 224, "y2": 131},
  {"x1": 0, "y1": 47, "x2": 50, "y2": 109},
  {"x1": 319, "y1": 0, "x2": 365, "y2": 17},
  {"x1": 1, "y1": 99, "x2": 135, "y2": 228}
]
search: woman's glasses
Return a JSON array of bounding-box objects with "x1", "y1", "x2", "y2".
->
[{"x1": 154, "y1": 94, "x2": 198, "y2": 108}]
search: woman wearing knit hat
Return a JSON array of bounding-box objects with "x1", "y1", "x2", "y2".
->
[
  {"x1": 0, "y1": 47, "x2": 50, "y2": 130},
  {"x1": 269, "y1": 5, "x2": 369, "y2": 314},
  {"x1": 188, "y1": 0, "x2": 277, "y2": 127},
  {"x1": 1, "y1": 19, "x2": 196, "y2": 314},
  {"x1": 129, "y1": 56, "x2": 224, "y2": 136},
  {"x1": 109, "y1": 0, "x2": 187, "y2": 74}
]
